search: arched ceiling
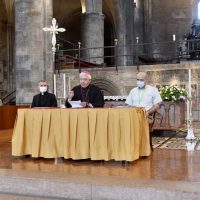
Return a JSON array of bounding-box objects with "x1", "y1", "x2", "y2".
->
[
  {"x1": 53, "y1": 0, "x2": 82, "y2": 28},
  {"x1": 54, "y1": 0, "x2": 116, "y2": 33},
  {"x1": 103, "y1": 0, "x2": 116, "y2": 28},
  {"x1": 53, "y1": 0, "x2": 116, "y2": 47}
]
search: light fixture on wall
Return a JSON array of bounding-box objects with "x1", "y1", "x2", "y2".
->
[
  {"x1": 136, "y1": 36, "x2": 139, "y2": 44},
  {"x1": 81, "y1": 0, "x2": 86, "y2": 13},
  {"x1": 173, "y1": 34, "x2": 176, "y2": 41}
]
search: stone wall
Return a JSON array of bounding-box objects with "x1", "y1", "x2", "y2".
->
[
  {"x1": 1, "y1": 0, "x2": 198, "y2": 107},
  {"x1": 141, "y1": 61, "x2": 200, "y2": 121},
  {"x1": 0, "y1": 5, "x2": 8, "y2": 98},
  {"x1": 55, "y1": 61, "x2": 200, "y2": 121},
  {"x1": 15, "y1": 0, "x2": 53, "y2": 104},
  {"x1": 58, "y1": 66, "x2": 138, "y2": 97},
  {"x1": 139, "y1": 0, "x2": 193, "y2": 60}
]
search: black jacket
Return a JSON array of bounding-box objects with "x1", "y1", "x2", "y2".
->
[
  {"x1": 31, "y1": 92, "x2": 57, "y2": 108},
  {"x1": 65, "y1": 84, "x2": 104, "y2": 108}
]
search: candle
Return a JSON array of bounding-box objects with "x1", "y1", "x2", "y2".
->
[
  {"x1": 54, "y1": 74, "x2": 56, "y2": 96},
  {"x1": 68, "y1": 76, "x2": 71, "y2": 92},
  {"x1": 63, "y1": 73, "x2": 66, "y2": 99},
  {"x1": 173, "y1": 34, "x2": 176, "y2": 41}
]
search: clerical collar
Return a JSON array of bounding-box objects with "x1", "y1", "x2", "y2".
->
[{"x1": 40, "y1": 91, "x2": 47, "y2": 95}]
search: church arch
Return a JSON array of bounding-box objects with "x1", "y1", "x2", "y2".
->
[
  {"x1": 53, "y1": 0, "x2": 116, "y2": 66},
  {"x1": 53, "y1": 0, "x2": 82, "y2": 47},
  {"x1": 91, "y1": 77, "x2": 120, "y2": 96}
]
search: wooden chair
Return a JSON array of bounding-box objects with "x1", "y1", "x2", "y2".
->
[
  {"x1": 148, "y1": 111, "x2": 163, "y2": 150},
  {"x1": 148, "y1": 113, "x2": 156, "y2": 150}
]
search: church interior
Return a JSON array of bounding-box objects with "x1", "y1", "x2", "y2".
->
[{"x1": 1, "y1": 0, "x2": 200, "y2": 199}]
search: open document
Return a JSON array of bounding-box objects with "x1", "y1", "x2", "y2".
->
[{"x1": 69, "y1": 100, "x2": 83, "y2": 108}]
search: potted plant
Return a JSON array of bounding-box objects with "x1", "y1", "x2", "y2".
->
[{"x1": 159, "y1": 85, "x2": 187, "y2": 102}]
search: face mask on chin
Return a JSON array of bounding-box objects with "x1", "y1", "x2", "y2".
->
[
  {"x1": 40, "y1": 86, "x2": 47, "y2": 94},
  {"x1": 137, "y1": 81, "x2": 145, "y2": 89}
]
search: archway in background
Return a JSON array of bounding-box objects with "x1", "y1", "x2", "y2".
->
[
  {"x1": 53, "y1": 0, "x2": 82, "y2": 48},
  {"x1": 92, "y1": 78, "x2": 120, "y2": 96},
  {"x1": 53, "y1": 0, "x2": 115, "y2": 66}
]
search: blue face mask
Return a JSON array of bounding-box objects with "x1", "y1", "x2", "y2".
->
[{"x1": 137, "y1": 81, "x2": 145, "y2": 89}]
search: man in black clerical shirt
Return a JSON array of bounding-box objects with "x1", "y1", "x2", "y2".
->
[
  {"x1": 31, "y1": 80, "x2": 57, "y2": 108},
  {"x1": 65, "y1": 71, "x2": 104, "y2": 108}
]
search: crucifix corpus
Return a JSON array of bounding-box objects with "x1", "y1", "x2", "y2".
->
[{"x1": 43, "y1": 18, "x2": 66, "y2": 61}]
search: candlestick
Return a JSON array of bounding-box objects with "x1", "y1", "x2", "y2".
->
[
  {"x1": 68, "y1": 76, "x2": 71, "y2": 92},
  {"x1": 63, "y1": 74, "x2": 66, "y2": 99},
  {"x1": 187, "y1": 99, "x2": 189, "y2": 129},
  {"x1": 188, "y1": 68, "x2": 191, "y2": 97},
  {"x1": 186, "y1": 68, "x2": 196, "y2": 140}
]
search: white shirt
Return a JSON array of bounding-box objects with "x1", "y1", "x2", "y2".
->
[{"x1": 125, "y1": 85, "x2": 162, "y2": 111}]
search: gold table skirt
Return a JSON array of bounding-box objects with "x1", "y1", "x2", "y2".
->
[{"x1": 12, "y1": 108, "x2": 151, "y2": 161}]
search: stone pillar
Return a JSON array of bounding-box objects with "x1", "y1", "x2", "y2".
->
[
  {"x1": 15, "y1": 0, "x2": 53, "y2": 104},
  {"x1": 7, "y1": 23, "x2": 14, "y2": 93},
  {"x1": 81, "y1": 0, "x2": 104, "y2": 64},
  {"x1": 114, "y1": 0, "x2": 134, "y2": 66},
  {"x1": 0, "y1": 9, "x2": 8, "y2": 97}
]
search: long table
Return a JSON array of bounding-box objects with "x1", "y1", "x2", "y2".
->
[{"x1": 12, "y1": 108, "x2": 151, "y2": 161}]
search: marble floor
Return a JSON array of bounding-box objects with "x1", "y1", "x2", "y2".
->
[{"x1": 1, "y1": 129, "x2": 200, "y2": 183}]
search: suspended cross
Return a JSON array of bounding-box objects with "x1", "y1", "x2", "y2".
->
[{"x1": 43, "y1": 18, "x2": 66, "y2": 61}]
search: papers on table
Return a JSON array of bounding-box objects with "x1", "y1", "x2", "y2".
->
[{"x1": 69, "y1": 100, "x2": 83, "y2": 108}]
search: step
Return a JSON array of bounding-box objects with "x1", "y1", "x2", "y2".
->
[{"x1": 0, "y1": 168, "x2": 199, "y2": 200}]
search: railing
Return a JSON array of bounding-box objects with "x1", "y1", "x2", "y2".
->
[
  {"x1": 1, "y1": 90, "x2": 16, "y2": 105},
  {"x1": 55, "y1": 38, "x2": 198, "y2": 71}
]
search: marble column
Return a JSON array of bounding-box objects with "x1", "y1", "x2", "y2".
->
[
  {"x1": 81, "y1": 0, "x2": 104, "y2": 64},
  {"x1": 15, "y1": 0, "x2": 53, "y2": 104}
]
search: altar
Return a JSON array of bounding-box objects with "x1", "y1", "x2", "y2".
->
[{"x1": 12, "y1": 108, "x2": 151, "y2": 161}]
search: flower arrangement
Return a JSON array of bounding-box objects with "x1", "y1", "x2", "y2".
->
[{"x1": 159, "y1": 85, "x2": 187, "y2": 102}]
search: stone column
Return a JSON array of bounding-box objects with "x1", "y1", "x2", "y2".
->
[
  {"x1": 81, "y1": 0, "x2": 104, "y2": 64},
  {"x1": 114, "y1": 0, "x2": 134, "y2": 66},
  {"x1": 0, "y1": 8, "x2": 8, "y2": 97},
  {"x1": 15, "y1": 0, "x2": 53, "y2": 104}
]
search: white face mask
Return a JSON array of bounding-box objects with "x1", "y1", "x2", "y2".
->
[
  {"x1": 137, "y1": 81, "x2": 145, "y2": 89},
  {"x1": 40, "y1": 86, "x2": 47, "y2": 94}
]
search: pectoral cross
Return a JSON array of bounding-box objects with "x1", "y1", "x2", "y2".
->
[{"x1": 43, "y1": 18, "x2": 66, "y2": 61}]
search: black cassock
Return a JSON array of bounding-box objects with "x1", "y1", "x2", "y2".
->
[
  {"x1": 31, "y1": 92, "x2": 57, "y2": 108},
  {"x1": 65, "y1": 84, "x2": 104, "y2": 108}
]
